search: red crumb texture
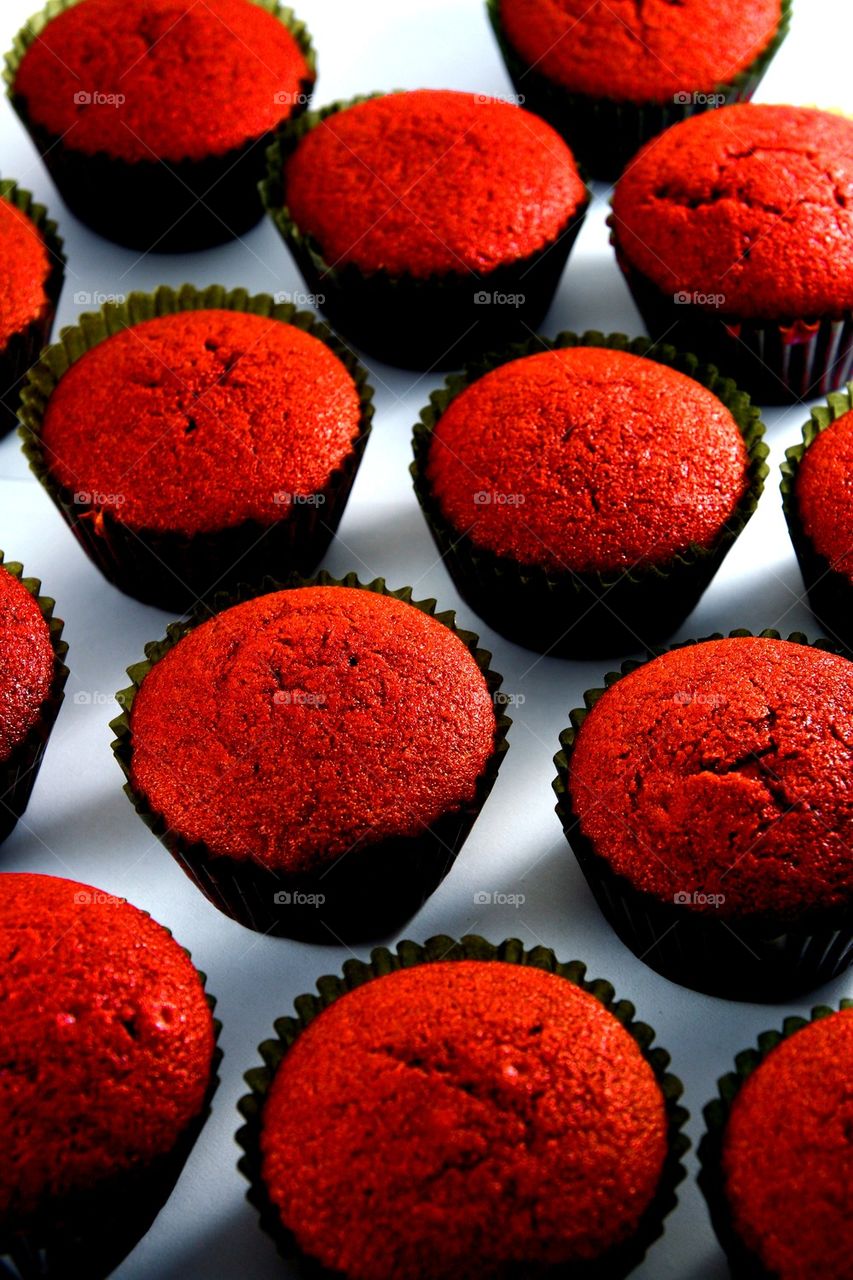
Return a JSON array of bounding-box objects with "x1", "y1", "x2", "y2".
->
[
  {"x1": 426, "y1": 345, "x2": 748, "y2": 574},
  {"x1": 0, "y1": 872, "x2": 215, "y2": 1224},
  {"x1": 283, "y1": 89, "x2": 586, "y2": 278},
  {"x1": 14, "y1": 0, "x2": 312, "y2": 163},
  {"x1": 129, "y1": 587, "x2": 498, "y2": 873},
  {"x1": 0, "y1": 566, "x2": 54, "y2": 764},
  {"x1": 261, "y1": 960, "x2": 668, "y2": 1280},
  {"x1": 567, "y1": 636, "x2": 853, "y2": 919},
  {"x1": 0, "y1": 197, "x2": 51, "y2": 347},
  {"x1": 611, "y1": 105, "x2": 853, "y2": 320},
  {"x1": 796, "y1": 410, "x2": 853, "y2": 580},
  {"x1": 499, "y1": 0, "x2": 781, "y2": 103},
  {"x1": 40, "y1": 310, "x2": 362, "y2": 536},
  {"x1": 722, "y1": 1009, "x2": 853, "y2": 1279}
]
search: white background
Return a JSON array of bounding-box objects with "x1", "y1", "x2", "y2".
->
[{"x1": 1, "y1": 1, "x2": 851, "y2": 1277}]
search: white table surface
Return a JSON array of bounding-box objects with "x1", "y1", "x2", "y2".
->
[{"x1": 1, "y1": 1, "x2": 851, "y2": 1277}]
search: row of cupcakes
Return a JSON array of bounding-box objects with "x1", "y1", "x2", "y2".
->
[
  {"x1": 2, "y1": 556, "x2": 852, "y2": 1002},
  {"x1": 1, "y1": 871, "x2": 848, "y2": 1280}
]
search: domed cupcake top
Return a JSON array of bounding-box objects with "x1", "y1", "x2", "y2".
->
[
  {"x1": 283, "y1": 89, "x2": 586, "y2": 278},
  {"x1": 0, "y1": 565, "x2": 54, "y2": 764},
  {"x1": 261, "y1": 960, "x2": 668, "y2": 1279},
  {"x1": 612, "y1": 105, "x2": 853, "y2": 319},
  {"x1": 568, "y1": 636, "x2": 853, "y2": 918},
  {"x1": 0, "y1": 872, "x2": 215, "y2": 1224},
  {"x1": 498, "y1": 0, "x2": 782, "y2": 104},
  {"x1": 721, "y1": 1008, "x2": 853, "y2": 1278},
  {"x1": 795, "y1": 409, "x2": 853, "y2": 580},
  {"x1": 0, "y1": 196, "x2": 52, "y2": 347},
  {"x1": 39, "y1": 310, "x2": 363, "y2": 536},
  {"x1": 426, "y1": 345, "x2": 749, "y2": 574},
  {"x1": 13, "y1": 0, "x2": 312, "y2": 164},
  {"x1": 129, "y1": 587, "x2": 498, "y2": 872}
]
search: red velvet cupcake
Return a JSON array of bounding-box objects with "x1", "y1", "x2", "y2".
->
[
  {"x1": 0, "y1": 179, "x2": 63, "y2": 435},
  {"x1": 112, "y1": 575, "x2": 511, "y2": 941},
  {"x1": 0, "y1": 552, "x2": 68, "y2": 846},
  {"x1": 237, "y1": 936, "x2": 689, "y2": 1280},
  {"x1": 782, "y1": 388, "x2": 853, "y2": 650},
  {"x1": 413, "y1": 332, "x2": 766, "y2": 655},
  {"x1": 611, "y1": 104, "x2": 853, "y2": 402},
  {"x1": 699, "y1": 1002, "x2": 853, "y2": 1279},
  {"x1": 489, "y1": 0, "x2": 788, "y2": 179},
  {"x1": 555, "y1": 631, "x2": 853, "y2": 998},
  {"x1": 0, "y1": 871, "x2": 218, "y2": 1278},
  {"x1": 262, "y1": 89, "x2": 589, "y2": 367},
  {"x1": 8, "y1": 0, "x2": 315, "y2": 250},
  {"x1": 19, "y1": 285, "x2": 373, "y2": 612}
]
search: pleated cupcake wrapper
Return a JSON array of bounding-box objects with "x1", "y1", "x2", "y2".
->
[
  {"x1": 18, "y1": 283, "x2": 375, "y2": 615},
  {"x1": 0, "y1": 936, "x2": 222, "y2": 1280},
  {"x1": 553, "y1": 628, "x2": 853, "y2": 1001},
  {"x1": 0, "y1": 550, "x2": 68, "y2": 848},
  {"x1": 612, "y1": 244, "x2": 853, "y2": 405},
  {"x1": 697, "y1": 998, "x2": 853, "y2": 1280},
  {"x1": 260, "y1": 91, "x2": 591, "y2": 370},
  {"x1": 110, "y1": 571, "x2": 512, "y2": 943},
  {"x1": 4, "y1": 0, "x2": 316, "y2": 252},
  {"x1": 0, "y1": 177, "x2": 64, "y2": 438},
  {"x1": 486, "y1": 0, "x2": 791, "y2": 183},
  {"x1": 411, "y1": 330, "x2": 768, "y2": 658},
  {"x1": 235, "y1": 934, "x2": 690, "y2": 1279},
  {"x1": 781, "y1": 383, "x2": 853, "y2": 652}
]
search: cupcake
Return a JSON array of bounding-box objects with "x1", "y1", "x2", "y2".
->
[
  {"x1": 19, "y1": 285, "x2": 373, "y2": 613},
  {"x1": 0, "y1": 552, "x2": 68, "y2": 846},
  {"x1": 554, "y1": 631, "x2": 853, "y2": 999},
  {"x1": 112, "y1": 574, "x2": 511, "y2": 942},
  {"x1": 6, "y1": 0, "x2": 315, "y2": 251},
  {"x1": 699, "y1": 1002, "x2": 853, "y2": 1279},
  {"x1": 262, "y1": 89, "x2": 589, "y2": 368},
  {"x1": 489, "y1": 0, "x2": 788, "y2": 180},
  {"x1": 0, "y1": 871, "x2": 219, "y2": 1278},
  {"x1": 412, "y1": 332, "x2": 766, "y2": 656},
  {"x1": 611, "y1": 104, "x2": 853, "y2": 404},
  {"x1": 237, "y1": 935, "x2": 689, "y2": 1279},
  {"x1": 0, "y1": 177, "x2": 63, "y2": 436},
  {"x1": 782, "y1": 386, "x2": 853, "y2": 650}
]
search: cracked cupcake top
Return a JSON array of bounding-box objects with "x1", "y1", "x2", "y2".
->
[
  {"x1": 795, "y1": 409, "x2": 853, "y2": 581},
  {"x1": 261, "y1": 960, "x2": 669, "y2": 1280},
  {"x1": 567, "y1": 636, "x2": 853, "y2": 919},
  {"x1": 721, "y1": 1008, "x2": 853, "y2": 1279},
  {"x1": 611, "y1": 105, "x2": 853, "y2": 319},
  {"x1": 39, "y1": 309, "x2": 362, "y2": 536},
  {"x1": 425, "y1": 345, "x2": 749, "y2": 574},
  {"x1": 128, "y1": 586, "x2": 498, "y2": 872},
  {"x1": 0, "y1": 872, "x2": 215, "y2": 1225},
  {"x1": 0, "y1": 197, "x2": 52, "y2": 348},
  {"x1": 13, "y1": 0, "x2": 312, "y2": 164},
  {"x1": 283, "y1": 90, "x2": 587, "y2": 278},
  {"x1": 498, "y1": 0, "x2": 781, "y2": 104},
  {"x1": 0, "y1": 565, "x2": 54, "y2": 765}
]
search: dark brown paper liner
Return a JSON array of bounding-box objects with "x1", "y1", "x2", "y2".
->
[
  {"x1": 0, "y1": 908, "x2": 222, "y2": 1280},
  {"x1": 487, "y1": 0, "x2": 791, "y2": 182},
  {"x1": 0, "y1": 177, "x2": 64, "y2": 437},
  {"x1": 236, "y1": 934, "x2": 689, "y2": 1279},
  {"x1": 4, "y1": 0, "x2": 316, "y2": 253},
  {"x1": 781, "y1": 384, "x2": 853, "y2": 652},
  {"x1": 412, "y1": 330, "x2": 768, "y2": 658},
  {"x1": 612, "y1": 242, "x2": 853, "y2": 405},
  {"x1": 111, "y1": 572, "x2": 512, "y2": 943},
  {"x1": 260, "y1": 92, "x2": 590, "y2": 370},
  {"x1": 18, "y1": 283, "x2": 374, "y2": 614},
  {"x1": 697, "y1": 999, "x2": 853, "y2": 1279},
  {"x1": 0, "y1": 550, "x2": 68, "y2": 847},
  {"x1": 553, "y1": 629, "x2": 853, "y2": 1001}
]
